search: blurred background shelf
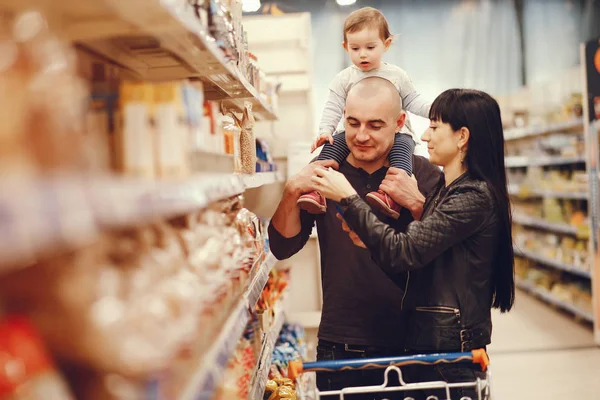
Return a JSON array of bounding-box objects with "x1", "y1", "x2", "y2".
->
[
  {"x1": 508, "y1": 184, "x2": 588, "y2": 200},
  {"x1": 505, "y1": 155, "x2": 586, "y2": 168},
  {"x1": 514, "y1": 246, "x2": 591, "y2": 279},
  {"x1": 516, "y1": 279, "x2": 593, "y2": 322},
  {"x1": 504, "y1": 119, "x2": 584, "y2": 141},
  {"x1": 512, "y1": 214, "x2": 582, "y2": 237}
]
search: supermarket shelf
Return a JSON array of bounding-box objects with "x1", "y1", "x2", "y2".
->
[
  {"x1": 246, "y1": 253, "x2": 278, "y2": 309},
  {"x1": 180, "y1": 253, "x2": 278, "y2": 400},
  {"x1": 0, "y1": 0, "x2": 277, "y2": 120},
  {"x1": 516, "y1": 279, "x2": 593, "y2": 322},
  {"x1": 512, "y1": 214, "x2": 579, "y2": 236},
  {"x1": 248, "y1": 303, "x2": 286, "y2": 400},
  {"x1": 504, "y1": 118, "x2": 584, "y2": 141},
  {"x1": 0, "y1": 172, "x2": 284, "y2": 269},
  {"x1": 513, "y1": 246, "x2": 591, "y2": 279},
  {"x1": 508, "y1": 184, "x2": 588, "y2": 200},
  {"x1": 505, "y1": 155, "x2": 585, "y2": 168},
  {"x1": 243, "y1": 171, "x2": 285, "y2": 189}
]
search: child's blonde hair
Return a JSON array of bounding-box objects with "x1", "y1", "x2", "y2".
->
[{"x1": 343, "y1": 7, "x2": 392, "y2": 43}]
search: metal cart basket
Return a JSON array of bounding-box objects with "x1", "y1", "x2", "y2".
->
[{"x1": 289, "y1": 349, "x2": 491, "y2": 400}]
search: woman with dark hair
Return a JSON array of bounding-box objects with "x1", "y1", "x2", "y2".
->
[{"x1": 311, "y1": 88, "x2": 514, "y2": 399}]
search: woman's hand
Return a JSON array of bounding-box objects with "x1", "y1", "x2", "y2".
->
[
  {"x1": 336, "y1": 213, "x2": 366, "y2": 249},
  {"x1": 311, "y1": 167, "x2": 357, "y2": 202},
  {"x1": 380, "y1": 168, "x2": 425, "y2": 219}
]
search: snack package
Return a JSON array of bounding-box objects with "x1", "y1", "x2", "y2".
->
[
  {"x1": 0, "y1": 315, "x2": 74, "y2": 400},
  {"x1": 222, "y1": 101, "x2": 256, "y2": 174}
]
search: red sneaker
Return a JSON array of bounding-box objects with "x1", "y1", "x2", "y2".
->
[
  {"x1": 366, "y1": 190, "x2": 401, "y2": 219},
  {"x1": 297, "y1": 190, "x2": 327, "y2": 214}
]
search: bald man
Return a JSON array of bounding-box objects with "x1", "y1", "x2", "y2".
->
[{"x1": 268, "y1": 77, "x2": 440, "y2": 399}]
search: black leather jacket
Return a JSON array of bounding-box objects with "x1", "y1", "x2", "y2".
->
[{"x1": 342, "y1": 172, "x2": 499, "y2": 353}]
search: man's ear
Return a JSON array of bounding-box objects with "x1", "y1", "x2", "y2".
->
[{"x1": 396, "y1": 111, "x2": 407, "y2": 131}]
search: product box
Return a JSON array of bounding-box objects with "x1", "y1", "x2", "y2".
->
[
  {"x1": 154, "y1": 82, "x2": 188, "y2": 178},
  {"x1": 116, "y1": 82, "x2": 156, "y2": 178}
]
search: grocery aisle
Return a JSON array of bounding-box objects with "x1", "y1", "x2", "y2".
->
[{"x1": 489, "y1": 289, "x2": 600, "y2": 399}]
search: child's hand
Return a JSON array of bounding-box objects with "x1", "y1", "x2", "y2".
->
[{"x1": 311, "y1": 132, "x2": 335, "y2": 153}]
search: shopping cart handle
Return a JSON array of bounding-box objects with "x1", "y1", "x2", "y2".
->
[{"x1": 288, "y1": 349, "x2": 489, "y2": 381}]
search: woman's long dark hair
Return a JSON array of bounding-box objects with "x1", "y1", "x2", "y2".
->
[{"x1": 429, "y1": 89, "x2": 515, "y2": 312}]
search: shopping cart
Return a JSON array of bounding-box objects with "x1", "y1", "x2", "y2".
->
[{"x1": 288, "y1": 349, "x2": 491, "y2": 400}]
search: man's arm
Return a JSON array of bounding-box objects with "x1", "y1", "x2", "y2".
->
[
  {"x1": 269, "y1": 160, "x2": 336, "y2": 260},
  {"x1": 270, "y1": 181, "x2": 307, "y2": 238}
]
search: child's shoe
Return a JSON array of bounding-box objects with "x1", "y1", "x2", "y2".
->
[
  {"x1": 366, "y1": 190, "x2": 401, "y2": 219},
  {"x1": 297, "y1": 191, "x2": 327, "y2": 214}
]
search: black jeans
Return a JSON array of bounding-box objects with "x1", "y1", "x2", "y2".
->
[
  {"x1": 315, "y1": 340, "x2": 406, "y2": 400},
  {"x1": 402, "y1": 362, "x2": 487, "y2": 400}
]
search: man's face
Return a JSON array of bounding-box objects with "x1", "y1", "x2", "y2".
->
[{"x1": 344, "y1": 96, "x2": 402, "y2": 164}]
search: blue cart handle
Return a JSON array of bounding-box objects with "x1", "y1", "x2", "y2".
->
[{"x1": 288, "y1": 349, "x2": 489, "y2": 381}]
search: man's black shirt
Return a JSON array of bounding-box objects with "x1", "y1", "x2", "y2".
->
[{"x1": 268, "y1": 156, "x2": 441, "y2": 347}]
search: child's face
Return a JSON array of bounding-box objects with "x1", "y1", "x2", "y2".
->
[{"x1": 344, "y1": 28, "x2": 391, "y2": 72}]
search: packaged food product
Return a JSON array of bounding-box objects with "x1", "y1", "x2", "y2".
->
[
  {"x1": 0, "y1": 315, "x2": 74, "y2": 400},
  {"x1": 116, "y1": 81, "x2": 156, "y2": 178},
  {"x1": 223, "y1": 118, "x2": 242, "y2": 172},
  {"x1": 239, "y1": 102, "x2": 257, "y2": 174},
  {"x1": 0, "y1": 13, "x2": 33, "y2": 176},
  {"x1": 223, "y1": 101, "x2": 256, "y2": 173},
  {"x1": 154, "y1": 82, "x2": 188, "y2": 178}
]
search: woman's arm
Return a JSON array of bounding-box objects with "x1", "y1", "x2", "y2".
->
[{"x1": 342, "y1": 185, "x2": 491, "y2": 274}]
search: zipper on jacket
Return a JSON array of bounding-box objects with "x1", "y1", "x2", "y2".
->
[
  {"x1": 415, "y1": 306, "x2": 461, "y2": 317},
  {"x1": 400, "y1": 271, "x2": 410, "y2": 310}
]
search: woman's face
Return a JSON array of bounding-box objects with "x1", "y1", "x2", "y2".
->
[{"x1": 421, "y1": 119, "x2": 463, "y2": 166}]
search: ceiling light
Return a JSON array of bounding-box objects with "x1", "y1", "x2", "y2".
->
[
  {"x1": 336, "y1": 0, "x2": 357, "y2": 5},
  {"x1": 242, "y1": 0, "x2": 261, "y2": 13}
]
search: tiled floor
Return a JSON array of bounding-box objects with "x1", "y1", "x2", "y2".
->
[{"x1": 489, "y1": 289, "x2": 600, "y2": 399}]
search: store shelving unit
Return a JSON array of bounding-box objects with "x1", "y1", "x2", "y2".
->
[
  {"x1": 508, "y1": 184, "x2": 589, "y2": 200},
  {"x1": 179, "y1": 253, "x2": 278, "y2": 400},
  {"x1": 0, "y1": 172, "x2": 285, "y2": 270},
  {"x1": 505, "y1": 155, "x2": 586, "y2": 168},
  {"x1": 506, "y1": 117, "x2": 597, "y2": 331},
  {"x1": 0, "y1": 0, "x2": 288, "y2": 398},
  {"x1": 516, "y1": 279, "x2": 593, "y2": 322},
  {"x1": 247, "y1": 302, "x2": 286, "y2": 400},
  {"x1": 513, "y1": 246, "x2": 591, "y2": 279},
  {"x1": 0, "y1": 0, "x2": 276, "y2": 120},
  {"x1": 512, "y1": 214, "x2": 582, "y2": 237},
  {"x1": 504, "y1": 118, "x2": 584, "y2": 141}
]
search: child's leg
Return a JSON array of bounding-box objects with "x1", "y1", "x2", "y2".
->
[
  {"x1": 388, "y1": 133, "x2": 415, "y2": 176},
  {"x1": 298, "y1": 133, "x2": 349, "y2": 214},
  {"x1": 316, "y1": 132, "x2": 350, "y2": 167}
]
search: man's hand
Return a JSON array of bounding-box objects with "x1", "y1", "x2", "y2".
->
[
  {"x1": 286, "y1": 160, "x2": 338, "y2": 197},
  {"x1": 336, "y1": 213, "x2": 366, "y2": 249},
  {"x1": 379, "y1": 168, "x2": 425, "y2": 220},
  {"x1": 311, "y1": 132, "x2": 335, "y2": 153},
  {"x1": 312, "y1": 166, "x2": 357, "y2": 202}
]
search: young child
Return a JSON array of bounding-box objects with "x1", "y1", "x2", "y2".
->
[{"x1": 298, "y1": 7, "x2": 431, "y2": 219}]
